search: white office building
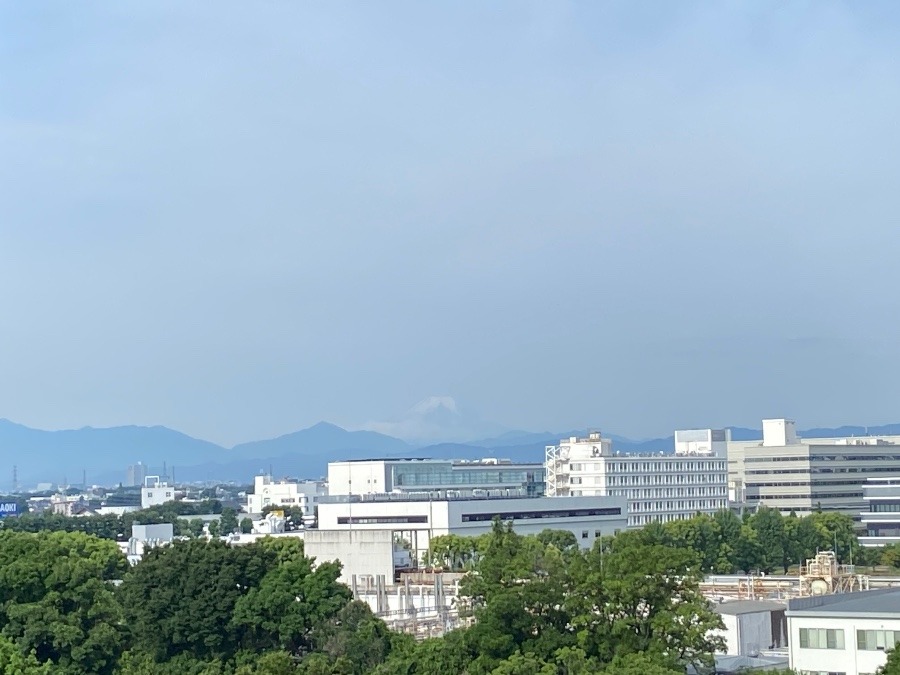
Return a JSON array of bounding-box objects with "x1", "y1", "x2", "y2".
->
[
  {"x1": 327, "y1": 458, "x2": 545, "y2": 498},
  {"x1": 141, "y1": 477, "x2": 175, "y2": 509},
  {"x1": 545, "y1": 432, "x2": 728, "y2": 527},
  {"x1": 787, "y1": 588, "x2": 900, "y2": 675},
  {"x1": 246, "y1": 474, "x2": 326, "y2": 518},
  {"x1": 729, "y1": 419, "x2": 900, "y2": 517},
  {"x1": 316, "y1": 493, "x2": 627, "y2": 562}
]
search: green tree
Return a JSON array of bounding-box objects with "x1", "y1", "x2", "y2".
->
[
  {"x1": 879, "y1": 646, "x2": 900, "y2": 674},
  {"x1": 0, "y1": 634, "x2": 52, "y2": 674},
  {"x1": 220, "y1": 508, "x2": 239, "y2": 535},
  {"x1": 232, "y1": 556, "x2": 351, "y2": 657},
  {"x1": 118, "y1": 539, "x2": 275, "y2": 662},
  {"x1": 749, "y1": 507, "x2": 785, "y2": 573},
  {"x1": 568, "y1": 530, "x2": 724, "y2": 670},
  {"x1": 0, "y1": 531, "x2": 128, "y2": 675},
  {"x1": 241, "y1": 518, "x2": 254, "y2": 534},
  {"x1": 535, "y1": 529, "x2": 579, "y2": 555}
]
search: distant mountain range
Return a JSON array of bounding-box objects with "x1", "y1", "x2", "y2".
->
[{"x1": 4, "y1": 417, "x2": 900, "y2": 489}]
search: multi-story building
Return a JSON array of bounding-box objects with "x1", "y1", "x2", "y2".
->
[
  {"x1": 316, "y1": 492, "x2": 627, "y2": 562},
  {"x1": 246, "y1": 474, "x2": 326, "y2": 518},
  {"x1": 859, "y1": 477, "x2": 900, "y2": 546},
  {"x1": 141, "y1": 477, "x2": 175, "y2": 509},
  {"x1": 327, "y1": 458, "x2": 545, "y2": 498},
  {"x1": 787, "y1": 588, "x2": 900, "y2": 675},
  {"x1": 729, "y1": 419, "x2": 900, "y2": 517},
  {"x1": 545, "y1": 431, "x2": 728, "y2": 527},
  {"x1": 126, "y1": 462, "x2": 148, "y2": 488}
]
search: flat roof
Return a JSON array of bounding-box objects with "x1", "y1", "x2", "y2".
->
[
  {"x1": 715, "y1": 600, "x2": 786, "y2": 615},
  {"x1": 334, "y1": 458, "x2": 543, "y2": 467},
  {"x1": 788, "y1": 588, "x2": 900, "y2": 618}
]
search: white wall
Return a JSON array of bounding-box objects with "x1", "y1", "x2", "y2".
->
[
  {"x1": 303, "y1": 529, "x2": 396, "y2": 582},
  {"x1": 141, "y1": 485, "x2": 175, "y2": 509},
  {"x1": 327, "y1": 461, "x2": 391, "y2": 495},
  {"x1": 789, "y1": 614, "x2": 900, "y2": 675},
  {"x1": 316, "y1": 496, "x2": 628, "y2": 560}
]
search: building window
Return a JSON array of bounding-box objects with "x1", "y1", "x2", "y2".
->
[
  {"x1": 857, "y1": 629, "x2": 900, "y2": 651},
  {"x1": 581, "y1": 531, "x2": 588, "y2": 539},
  {"x1": 799, "y1": 627, "x2": 845, "y2": 650}
]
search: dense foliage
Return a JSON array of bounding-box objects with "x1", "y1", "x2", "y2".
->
[{"x1": 0, "y1": 507, "x2": 883, "y2": 674}]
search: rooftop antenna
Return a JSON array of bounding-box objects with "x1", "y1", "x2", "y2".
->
[
  {"x1": 82, "y1": 469, "x2": 86, "y2": 489},
  {"x1": 12, "y1": 465, "x2": 17, "y2": 493}
]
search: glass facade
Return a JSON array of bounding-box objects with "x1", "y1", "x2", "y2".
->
[{"x1": 391, "y1": 463, "x2": 545, "y2": 496}]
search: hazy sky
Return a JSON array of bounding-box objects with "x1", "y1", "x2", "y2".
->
[{"x1": 3, "y1": 1, "x2": 900, "y2": 446}]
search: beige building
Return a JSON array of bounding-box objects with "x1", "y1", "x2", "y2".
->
[{"x1": 728, "y1": 419, "x2": 900, "y2": 517}]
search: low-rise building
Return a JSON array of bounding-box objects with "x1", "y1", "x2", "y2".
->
[
  {"x1": 714, "y1": 600, "x2": 788, "y2": 656},
  {"x1": 316, "y1": 492, "x2": 626, "y2": 562},
  {"x1": 545, "y1": 431, "x2": 728, "y2": 527},
  {"x1": 327, "y1": 458, "x2": 545, "y2": 498},
  {"x1": 245, "y1": 475, "x2": 326, "y2": 519},
  {"x1": 787, "y1": 588, "x2": 900, "y2": 675}
]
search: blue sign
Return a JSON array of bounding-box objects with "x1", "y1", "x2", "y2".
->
[{"x1": 0, "y1": 502, "x2": 18, "y2": 517}]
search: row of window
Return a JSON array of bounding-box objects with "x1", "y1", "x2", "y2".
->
[
  {"x1": 745, "y1": 454, "x2": 900, "y2": 464},
  {"x1": 746, "y1": 479, "x2": 867, "y2": 488},
  {"x1": 868, "y1": 502, "x2": 900, "y2": 512},
  {"x1": 461, "y1": 507, "x2": 622, "y2": 522},
  {"x1": 578, "y1": 462, "x2": 726, "y2": 472},
  {"x1": 629, "y1": 499, "x2": 726, "y2": 513},
  {"x1": 746, "y1": 492, "x2": 862, "y2": 501},
  {"x1": 604, "y1": 474, "x2": 727, "y2": 486},
  {"x1": 798, "y1": 628, "x2": 900, "y2": 651}
]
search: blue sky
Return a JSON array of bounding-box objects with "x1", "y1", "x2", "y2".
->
[{"x1": 2, "y1": 1, "x2": 900, "y2": 445}]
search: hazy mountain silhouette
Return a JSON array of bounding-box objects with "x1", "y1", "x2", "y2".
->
[{"x1": 4, "y1": 418, "x2": 899, "y2": 488}]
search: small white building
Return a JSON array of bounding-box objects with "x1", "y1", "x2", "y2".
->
[
  {"x1": 545, "y1": 432, "x2": 728, "y2": 527},
  {"x1": 316, "y1": 493, "x2": 627, "y2": 562},
  {"x1": 787, "y1": 588, "x2": 900, "y2": 675},
  {"x1": 141, "y1": 477, "x2": 175, "y2": 509},
  {"x1": 714, "y1": 600, "x2": 787, "y2": 656},
  {"x1": 246, "y1": 475, "x2": 326, "y2": 518}
]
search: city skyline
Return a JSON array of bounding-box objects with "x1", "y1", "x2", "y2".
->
[{"x1": 4, "y1": 2, "x2": 900, "y2": 446}]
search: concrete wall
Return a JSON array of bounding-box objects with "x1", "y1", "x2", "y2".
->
[
  {"x1": 132, "y1": 523, "x2": 174, "y2": 543},
  {"x1": 737, "y1": 612, "x2": 774, "y2": 656},
  {"x1": 328, "y1": 461, "x2": 392, "y2": 495},
  {"x1": 303, "y1": 529, "x2": 396, "y2": 582}
]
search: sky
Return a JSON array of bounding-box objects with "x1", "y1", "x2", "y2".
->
[{"x1": 3, "y1": 1, "x2": 900, "y2": 446}]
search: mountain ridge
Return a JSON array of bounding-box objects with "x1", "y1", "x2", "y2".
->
[{"x1": 4, "y1": 419, "x2": 900, "y2": 488}]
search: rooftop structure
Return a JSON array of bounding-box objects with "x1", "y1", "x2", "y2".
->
[
  {"x1": 674, "y1": 428, "x2": 730, "y2": 456},
  {"x1": 327, "y1": 458, "x2": 545, "y2": 498},
  {"x1": 545, "y1": 432, "x2": 728, "y2": 527}
]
